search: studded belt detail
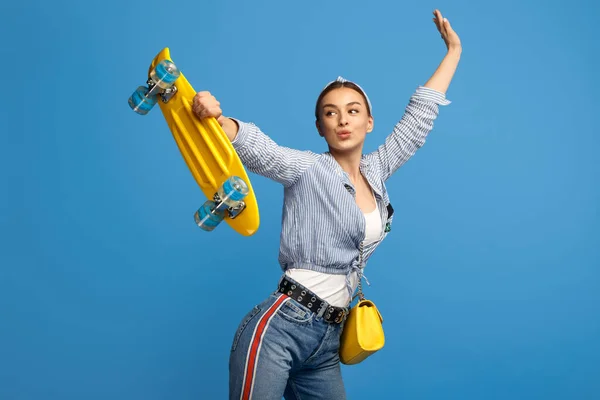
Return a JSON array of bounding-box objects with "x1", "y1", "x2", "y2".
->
[{"x1": 278, "y1": 276, "x2": 348, "y2": 324}]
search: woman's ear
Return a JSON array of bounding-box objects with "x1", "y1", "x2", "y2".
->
[{"x1": 367, "y1": 116, "x2": 374, "y2": 133}]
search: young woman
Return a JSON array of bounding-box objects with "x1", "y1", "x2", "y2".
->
[{"x1": 193, "y1": 9, "x2": 461, "y2": 400}]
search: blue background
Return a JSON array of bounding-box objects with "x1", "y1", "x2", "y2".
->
[{"x1": 2, "y1": 0, "x2": 599, "y2": 399}]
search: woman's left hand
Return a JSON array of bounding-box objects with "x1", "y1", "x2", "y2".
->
[{"x1": 433, "y1": 9, "x2": 461, "y2": 52}]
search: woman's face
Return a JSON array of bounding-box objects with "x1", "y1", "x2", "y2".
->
[{"x1": 316, "y1": 87, "x2": 373, "y2": 154}]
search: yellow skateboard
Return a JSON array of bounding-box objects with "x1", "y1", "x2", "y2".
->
[{"x1": 128, "y1": 47, "x2": 260, "y2": 236}]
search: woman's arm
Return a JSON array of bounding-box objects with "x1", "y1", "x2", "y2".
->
[
  {"x1": 366, "y1": 10, "x2": 462, "y2": 181},
  {"x1": 192, "y1": 91, "x2": 317, "y2": 187},
  {"x1": 424, "y1": 9, "x2": 462, "y2": 94}
]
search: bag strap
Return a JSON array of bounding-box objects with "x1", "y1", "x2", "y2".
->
[{"x1": 353, "y1": 241, "x2": 365, "y2": 302}]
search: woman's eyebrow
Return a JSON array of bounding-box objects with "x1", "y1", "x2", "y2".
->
[{"x1": 322, "y1": 101, "x2": 363, "y2": 109}]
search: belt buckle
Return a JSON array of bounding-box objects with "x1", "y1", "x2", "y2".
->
[{"x1": 334, "y1": 309, "x2": 347, "y2": 324}]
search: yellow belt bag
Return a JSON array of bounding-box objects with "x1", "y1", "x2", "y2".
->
[{"x1": 339, "y1": 242, "x2": 385, "y2": 365}]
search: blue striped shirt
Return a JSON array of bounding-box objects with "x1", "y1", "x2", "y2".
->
[{"x1": 232, "y1": 86, "x2": 450, "y2": 297}]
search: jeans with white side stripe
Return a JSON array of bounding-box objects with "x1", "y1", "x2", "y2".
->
[{"x1": 229, "y1": 290, "x2": 346, "y2": 400}]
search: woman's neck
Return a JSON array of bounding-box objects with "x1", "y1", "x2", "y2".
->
[{"x1": 330, "y1": 148, "x2": 363, "y2": 183}]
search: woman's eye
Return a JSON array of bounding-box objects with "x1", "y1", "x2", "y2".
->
[
  {"x1": 325, "y1": 111, "x2": 336, "y2": 116},
  {"x1": 349, "y1": 109, "x2": 359, "y2": 114}
]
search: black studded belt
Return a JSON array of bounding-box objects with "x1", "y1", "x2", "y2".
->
[{"x1": 277, "y1": 275, "x2": 348, "y2": 324}]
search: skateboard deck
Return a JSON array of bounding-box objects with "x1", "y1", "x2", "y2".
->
[{"x1": 129, "y1": 47, "x2": 260, "y2": 236}]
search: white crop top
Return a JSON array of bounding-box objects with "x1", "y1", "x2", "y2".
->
[{"x1": 286, "y1": 200, "x2": 382, "y2": 307}]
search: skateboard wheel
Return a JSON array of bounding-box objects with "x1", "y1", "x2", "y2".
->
[
  {"x1": 128, "y1": 86, "x2": 157, "y2": 115},
  {"x1": 217, "y1": 176, "x2": 249, "y2": 208},
  {"x1": 150, "y1": 60, "x2": 181, "y2": 89},
  {"x1": 194, "y1": 200, "x2": 225, "y2": 231}
]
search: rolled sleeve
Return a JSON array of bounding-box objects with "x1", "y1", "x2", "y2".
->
[
  {"x1": 230, "y1": 118, "x2": 251, "y2": 150},
  {"x1": 415, "y1": 86, "x2": 452, "y2": 106}
]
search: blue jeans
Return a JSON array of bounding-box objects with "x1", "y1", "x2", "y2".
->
[{"x1": 229, "y1": 290, "x2": 347, "y2": 400}]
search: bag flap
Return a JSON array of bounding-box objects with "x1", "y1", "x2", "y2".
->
[{"x1": 356, "y1": 299, "x2": 383, "y2": 323}]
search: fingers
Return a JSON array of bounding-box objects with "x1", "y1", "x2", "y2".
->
[
  {"x1": 432, "y1": 11, "x2": 441, "y2": 32},
  {"x1": 433, "y1": 9, "x2": 441, "y2": 27},
  {"x1": 433, "y1": 9, "x2": 446, "y2": 36},
  {"x1": 192, "y1": 91, "x2": 222, "y2": 120}
]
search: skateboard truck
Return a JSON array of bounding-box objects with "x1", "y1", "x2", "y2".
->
[
  {"x1": 213, "y1": 192, "x2": 246, "y2": 219},
  {"x1": 128, "y1": 59, "x2": 181, "y2": 115},
  {"x1": 145, "y1": 77, "x2": 178, "y2": 103},
  {"x1": 193, "y1": 176, "x2": 250, "y2": 231}
]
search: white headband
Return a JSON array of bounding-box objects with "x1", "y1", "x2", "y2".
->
[{"x1": 322, "y1": 76, "x2": 372, "y2": 113}]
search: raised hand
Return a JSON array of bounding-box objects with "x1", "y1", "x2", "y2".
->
[{"x1": 433, "y1": 9, "x2": 461, "y2": 52}]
